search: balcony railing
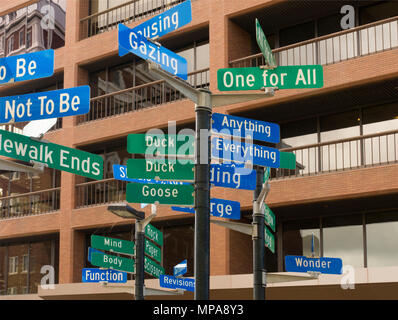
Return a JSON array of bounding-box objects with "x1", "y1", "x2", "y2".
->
[
  {"x1": 274, "y1": 129, "x2": 398, "y2": 179},
  {"x1": 230, "y1": 16, "x2": 398, "y2": 68},
  {"x1": 77, "y1": 68, "x2": 209, "y2": 124},
  {"x1": 0, "y1": 188, "x2": 61, "y2": 220},
  {"x1": 74, "y1": 130, "x2": 398, "y2": 208},
  {"x1": 80, "y1": 0, "x2": 186, "y2": 39}
]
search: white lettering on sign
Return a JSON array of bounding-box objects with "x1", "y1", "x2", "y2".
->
[
  {"x1": 220, "y1": 115, "x2": 272, "y2": 138},
  {"x1": 135, "y1": 12, "x2": 179, "y2": 39},
  {"x1": 210, "y1": 202, "x2": 232, "y2": 217},
  {"x1": 210, "y1": 165, "x2": 241, "y2": 189},
  {"x1": 16, "y1": 58, "x2": 37, "y2": 78},
  {"x1": 295, "y1": 69, "x2": 317, "y2": 86},
  {"x1": 5, "y1": 99, "x2": 33, "y2": 120},
  {"x1": 104, "y1": 238, "x2": 122, "y2": 249},
  {"x1": 142, "y1": 185, "x2": 178, "y2": 198},
  {"x1": 262, "y1": 70, "x2": 287, "y2": 87},
  {"x1": 146, "y1": 161, "x2": 175, "y2": 173},
  {"x1": 294, "y1": 257, "x2": 332, "y2": 269},
  {"x1": 103, "y1": 255, "x2": 123, "y2": 268},
  {"x1": 223, "y1": 71, "x2": 257, "y2": 89},
  {"x1": 145, "y1": 136, "x2": 175, "y2": 148}
]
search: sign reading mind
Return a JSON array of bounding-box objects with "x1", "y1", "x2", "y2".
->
[{"x1": 0, "y1": 129, "x2": 103, "y2": 180}]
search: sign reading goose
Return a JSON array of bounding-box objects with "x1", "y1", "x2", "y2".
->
[{"x1": 0, "y1": 129, "x2": 103, "y2": 180}]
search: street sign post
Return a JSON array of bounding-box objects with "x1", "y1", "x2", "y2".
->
[
  {"x1": 127, "y1": 182, "x2": 194, "y2": 205},
  {"x1": 91, "y1": 235, "x2": 135, "y2": 256},
  {"x1": 217, "y1": 65, "x2": 323, "y2": 91},
  {"x1": 127, "y1": 134, "x2": 194, "y2": 156},
  {"x1": 0, "y1": 86, "x2": 90, "y2": 124},
  {"x1": 0, "y1": 129, "x2": 103, "y2": 180},
  {"x1": 285, "y1": 255, "x2": 343, "y2": 274},
  {"x1": 118, "y1": 23, "x2": 188, "y2": 80},
  {"x1": 127, "y1": 158, "x2": 194, "y2": 181},
  {"x1": 159, "y1": 274, "x2": 195, "y2": 292},
  {"x1": 91, "y1": 251, "x2": 135, "y2": 274},
  {"x1": 212, "y1": 113, "x2": 280, "y2": 143},
  {"x1": 0, "y1": 49, "x2": 54, "y2": 84},
  {"x1": 255, "y1": 18, "x2": 276, "y2": 68},
  {"x1": 211, "y1": 136, "x2": 280, "y2": 168},
  {"x1": 82, "y1": 268, "x2": 127, "y2": 283}
]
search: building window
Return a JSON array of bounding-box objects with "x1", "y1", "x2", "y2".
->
[
  {"x1": 8, "y1": 256, "x2": 18, "y2": 275},
  {"x1": 7, "y1": 287, "x2": 17, "y2": 295},
  {"x1": 26, "y1": 28, "x2": 32, "y2": 48},
  {"x1": 7, "y1": 35, "x2": 14, "y2": 55},
  {"x1": 19, "y1": 29, "x2": 25, "y2": 48},
  {"x1": 22, "y1": 254, "x2": 29, "y2": 273}
]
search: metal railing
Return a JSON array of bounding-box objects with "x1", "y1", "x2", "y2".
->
[
  {"x1": 0, "y1": 188, "x2": 61, "y2": 220},
  {"x1": 80, "y1": 0, "x2": 186, "y2": 39},
  {"x1": 230, "y1": 16, "x2": 398, "y2": 68},
  {"x1": 274, "y1": 129, "x2": 398, "y2": 179},
  {"x1": 75, "y1": 178, "x2": 127, "y2": 208},
  {"x1": 77, "y1": 68, "x2": 209, "y2": 124}
]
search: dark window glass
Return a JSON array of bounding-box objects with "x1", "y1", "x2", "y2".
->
[
  {"x1": 318, "y1": 13, "x2": 344, "y2": 37},
  {"x1": 279, "y1": 21, "x2": 315, "y2": 47},
  {"x1": 360, "y1": 1, "x2": 398, "y2": 25}
]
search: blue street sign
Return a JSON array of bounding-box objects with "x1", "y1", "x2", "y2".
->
[
  {"x1": 82, "y1": 268, "x2": 127, "y2": 283},
  {"x1": 211, "y1": 137, "x2": 280, "y2": 168},
  {"x1": 172, "y1": 197, "x2": 241, "y2": 220},
  {"x1": 159, "y1": 274, "x2": 195, "y2": 292},
  {"x1": 0, "y1": 86, "x2": 90, "y2": 124},
  {"x1": 211, "y1": 163, "x2": 256, "y2": 190},
  {"x1": 88, "y1": 247, "x2": 104, "y2": 263},
  {"x1": 112, "y1": 164, "x2": 188, "y2": 185},
  {"x1": 284, "y1": 255, "x2": 343, "y2": 275},
  {"x1": 212, "y1": 113, "x2": 280, "y2": 144},
  {"x1": 0, "y1": 49, "x2": 54, "y2": 85},
  {"x1": 118, "y1": 23, "x2": 188, "y2": 80},
  {"x1": 174, "y1": 259, "x2": 187, "y2": 277},
  {"x1": 119, "y1": 0, "x2": 192, "y2": 49}
]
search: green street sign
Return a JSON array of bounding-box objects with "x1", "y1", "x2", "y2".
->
[
  {"x1": 145, "y1": 239, "x2": 161, "y2": 263},
  {"x1": 127, "y1": 183, "x2": 194, "y2": 206},
  {"x1": 91, "y1": 251, "x2": 135, "y2": 273},
  {"x1": 0, "y1": 129, "x2": 103, "y2": 180},
  {"x1": 280, "y1": 151, "x2": 296, "y2": 170},
  {"x1": 145, "y1": 223, "x2": 163, "y2": 246},
  {"x1": 91, "y1": 235, "x2": 135, "y2": 256},
  {"x1": 217, "y1": 65, "x2": 323, "y2": 91},
  {"x1": 263, "y1": 167, "x2": 270, "y2": 183},
  {"x1": 263, "y1": 204, "x2": 275, "y2": 232},
  {"x1": 127, "y1": 158, "x2": 194, "y2": 181},
  {"x1": 144, "y1": 256, "x2": 164, "y2": 278},
  {"x1": 255, "y1": 18, "x2": 276, "y2": 68},
  {"x1": 264, "y1": 225, "x2": 275, "y2": 254},
  {"x1": 127, "y1": 134, "x2": 194, "y2": 156}
]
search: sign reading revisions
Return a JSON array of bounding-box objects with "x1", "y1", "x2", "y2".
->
[
  {"x1": 0, "y1": 86, "x2": 90, "y2": 123},
  {"x1": 0, "y1": 49, "x2": 54, "y2": 84},
  {"x1": 0, "y1": 129, "x2": 103, "y2": 180}
]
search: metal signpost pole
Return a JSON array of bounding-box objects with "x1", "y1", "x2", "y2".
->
[{"x1": 253, "y1": 166, "x2": 265, "y2": 300}]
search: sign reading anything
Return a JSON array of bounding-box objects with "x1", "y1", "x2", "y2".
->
[
  {"x1": 255, "y1": 18, "x2": 276, "y2": 68},
  {"x1": 127, "y1": 158, "x2": 194, "y2": 181},
  {"x1": 210, "y1": 163, "x2": 257, "y2": 191},
  {"x1": 159, "y1": 274, "x2": 195, "y2": 292},
  {"x1": 0, "y1": 86, "x2": 90, "y2": 123},
  {"x1": 118, "y1": 23, "x2": 188, "y2": 80},
  {"x1": 127, "y1": 182, "x2": 194, "y2": 206},
  {"x1": 0, "y1": 129, "x2": 103, "y2": 180},
  {"x1": 91, "y1": 251, "x2": 135, "y2": 274},
  {"x1": 284, "y1": 255, "x2": 343, "y2": 275},
  {"x1": 127, "y1": 134, "x2": 194, "y2": 156},
  {"x1": 171, "y1": 197, "x2": 241, "y2": 220},
  {"x1": 0, "y1": 49, "x2": 54, "y2": 84},
  {"x1": 212, "y1": 113, "x2": 280, "y2": 144},
  {"x1": 82, "y1": 268, "x2": 127, "y2": 283},
  {"x1": 119, "y1": 0, "x2": 192, "y2": 46},
  {"x1": 91, "y1": 235, "x2": 135, "y2": 256},
  {"x1": 211, "y1": 136, "x2": 280, "y2": 168},
  {"x1": 217, "y1": 65, "x2": 323, "y2": 91},
  {"x1": 145, "y1": 223, "x2": 163, "y2": 247}
]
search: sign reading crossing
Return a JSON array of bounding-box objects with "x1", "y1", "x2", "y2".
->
[
  {"x1": 91, "y1": 235, "x2": 135, "y2": 256},
  {"x1": 0, "y1": 129, "x2": 103, "y2": 180},
  {"x1": 127, "y1": 158, "x2": 194, "y2": 181},
  {"x1": 285, "y1": 255, "x2": 343, "y2": 274},
  {"x1": 91, "y1": 251, "x2": 135, "y2": 274},
  {"x1": 217, "y1": 65, "x2": 323, "y2": 91},
  {"x1": 82, "y1": 268, "x2": 127, "y2": 283},
  {"x1": 127, "y1": 182, "x2": 194, "y2": 206},
  {"x1": 0, "y1": 86, "x2": 90, "y2": 123},
  {"x1": 255, "y1": 18, "x2": 276, "y2": 68},
  {"x1": 118, "y1": 23, "x2": 188, "y2": 80},
  {"x1": 212, "y1": 113, "x2": 280, "y2": 144},
  {"x1": 159, "y1": 274, "x2": 195, "y2": 292},
  {"x1": 211, "y1": 136, "x2": 280, "y2": 168},
  {"x1": 127, "y1": 134, "x2": 194, "y2": 156},
  {"x1": 0, "y1": 49, "x2": 54, "y2": 84}
]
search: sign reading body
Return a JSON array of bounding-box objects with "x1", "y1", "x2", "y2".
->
[
  {"x1": 0, "y1": 49, "x2": 54, "y2": 84},
  {"x1": 0, "y1": 86, "x2": 90, "y2": 123},
  {"x1": 217, "y1": 65, "x2": 324, "y2": 91},
  {"x1": 0, "y1": 129, "x2": 103, "y2": 180}
]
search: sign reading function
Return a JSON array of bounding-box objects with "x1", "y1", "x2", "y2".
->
[{"x1": 255, "y1": 18, "x2": 276, "y2": 68}]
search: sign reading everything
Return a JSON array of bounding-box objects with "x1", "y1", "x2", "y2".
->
[{"x1": 0, "y1": 129, "x2": 103, "y2": 180}]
